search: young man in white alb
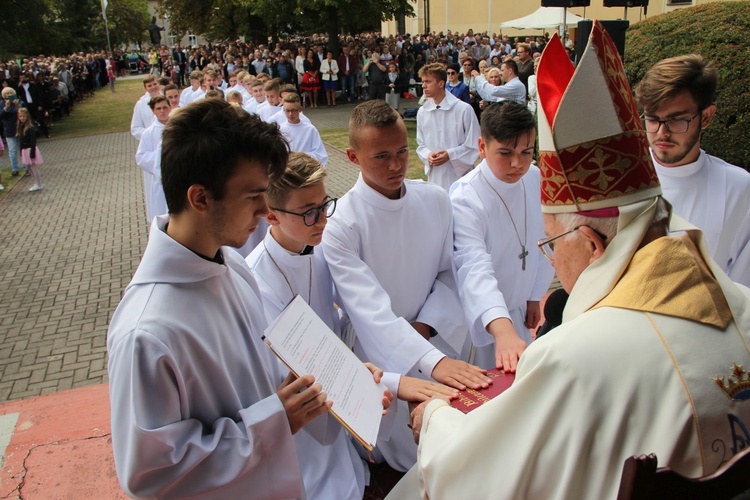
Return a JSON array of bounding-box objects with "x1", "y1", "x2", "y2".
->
[
  {"x1": 247, "y1": 152, "x2": 452, "y2": 499},
  {"x1": 636, "y1": 54, "x2": 750, "y2": 286},
  {"x1": 451, "y1": 101, "x2": 554, "y2": 371},
  {"x1": 278, "y1": 94, "x2": 328, "y2": 166},
  {"x1": 322, "y1": 100, "x2": 489, "y2": 471},
  {"x1": 416, "y1": 63, "x2": 480, "y2": 191}
]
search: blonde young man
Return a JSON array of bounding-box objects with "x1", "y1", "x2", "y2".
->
[
  {"x1": 243, "y1": 79, "x2": 266, "y2": 115},
  {"x1": 636, "y1": 54, "x2": 750, "y2": 286},
  {"x1": 322, "y1": 100, "x2": 489, "y2": 471},
  {"x1": 247, "y1": 153, "x2": 453, "y2": 499},
  {"x1": 416, "y1": 63, "x2": 480, "y2": 191},
  {"x1": 255, "y1": 78, "x2": 283, "y2": 122}
]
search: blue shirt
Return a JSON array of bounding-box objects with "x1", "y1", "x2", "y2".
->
[{"x1": 446, "y1": 81, "x2": 471, "y2": 104}]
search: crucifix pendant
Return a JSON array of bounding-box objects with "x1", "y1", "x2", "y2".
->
[{"x1": 519, "y1": 246, "x2": 529, "y2": 271}]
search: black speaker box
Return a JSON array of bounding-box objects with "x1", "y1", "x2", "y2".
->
[
  {"x1": 541, "y1": 0, "x2": 591, "y2": 7},
  {"x1": 603, "y1": 0, "x2": 648, "y2": 7},
  {"x1": 575, "y1": 19, "x2": 629, "y2": 64}
]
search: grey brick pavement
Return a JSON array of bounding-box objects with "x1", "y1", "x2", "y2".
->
[{"x1": 0, "y1": 104, "x2": 365, "y2": 403}]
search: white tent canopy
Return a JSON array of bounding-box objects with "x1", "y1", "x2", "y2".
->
[{"x1": 499, "y1": 7, "x2": 585, "y2": 30}]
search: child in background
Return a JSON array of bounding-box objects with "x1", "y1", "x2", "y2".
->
[
  {"x1": 107, "y1": 66, "x2": 116, "y2": 92},
  {"x1": 225, "y1": 90, "x2": 243, "y2": 108},
  {"x1": 17, "y1": 108, "x2": 43, "y2": 192}
]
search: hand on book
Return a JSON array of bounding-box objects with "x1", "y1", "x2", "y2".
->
[
  {"x1": 487, "y1": 317, "x2": 528, "y2": 373},
  {"x1": 431, "y1": 357, "x2": 491, "y2": 391},
  {"x1": 277, "y1": 372, "x2": 332, "y2": 435},
  {"x1": 398, "y1": 376, "x2": 458, "y2": 403},
  {"x1": 364, "y1": 363, "x2": 394, "y2": 414}
]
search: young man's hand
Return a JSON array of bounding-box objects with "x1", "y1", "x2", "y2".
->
[
  {"x1": 431, "y1": 358, "x2": 490, "y2": 391},
  {"x1": 277, "y1": 372, "x2": 331, "y2": 434}
]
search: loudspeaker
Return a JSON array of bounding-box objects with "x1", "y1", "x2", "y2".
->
[
  {"x1": 575, "y1": 19, "x2": 629, "y2": 64},
  {"x1": 603, "y1": 0, "x2": 648, "y2": 7},
  {"x1": 541, "y1": 0, "x2": 591, "y2": 7}
]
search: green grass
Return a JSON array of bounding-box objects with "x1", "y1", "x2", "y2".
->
[
  {"x1": 49, "y1": 78, "x2": 146, "y2": 140},
  {"x1": 1, "y1": 77, "x2": 147, "y2": 196},
  {"x1": 320, "y1": 121, "x2": 427, "y2": 181}
]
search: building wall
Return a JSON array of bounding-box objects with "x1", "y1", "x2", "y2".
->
[{"x1": 382, "y1": 0, "x2": 742, "y2": 37}]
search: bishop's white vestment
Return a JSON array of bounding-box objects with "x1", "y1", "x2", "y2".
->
[
  {"x1": 135, "y1": 121, "x2": 168, "y2": 223},
  {"x1": 107, "y1": 217, "x2": 303, "y2": 499},
  {"x1": 416, "y1": 91, "x2": 480, "y2": 191},
  {"x1": 653, "y1": 149, "x2": 750, "y2": 286},
  {"x1": 389, "y1": 203, "x2": 750, "y2": 500},
  {"x1": 450, "y1": 161, "x2": 554, "y2": 368}
]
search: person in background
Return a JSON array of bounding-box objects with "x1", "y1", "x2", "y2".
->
[{"x1": 17, "y1": 107, "x2": 43, "y2": 192}]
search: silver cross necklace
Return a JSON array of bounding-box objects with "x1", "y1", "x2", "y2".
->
[{"x1": 481, "y1": 170, "x2": 529, "y2": 271}]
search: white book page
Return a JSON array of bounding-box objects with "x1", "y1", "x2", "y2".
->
[{"x1": 264, "y1": 295, "x2": 384, "y2": 448}]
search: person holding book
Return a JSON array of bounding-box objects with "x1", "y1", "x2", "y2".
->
[
  {"x1": 393, "y1": 24, "x2": 750, "y2": 500},
  {"x1": 108, "y1": 99, "x2": 335, "y2": 498},
  {"x1": 450, "y1": 101, "x2": 554, "y2": 371},
  {"x1": 247, "y1": 152, "x2": 456, "y2": 498},
  {"x1": 322, "y1": 99, "x2": 490, "y2": 471}
]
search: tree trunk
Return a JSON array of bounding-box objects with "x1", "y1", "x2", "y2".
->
[{"x1": 325, "y1": 6, "x2": 341, "y2": 58}]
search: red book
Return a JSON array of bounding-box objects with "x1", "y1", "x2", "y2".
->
[{"x1": 450, "y1": 369, "x2": 515, "y2": 413}]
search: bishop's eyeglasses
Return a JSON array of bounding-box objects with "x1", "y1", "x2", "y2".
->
[
  {"x1": 271, "y1": 197, "x2": 337, "y2": 226},
  {"x1": 537, "y1": 225, "x2": 608, "y2": 260}
]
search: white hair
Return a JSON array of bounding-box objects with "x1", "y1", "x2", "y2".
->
[{"x1": 555, "y1": 197, "x2": 669, "y2": 244}]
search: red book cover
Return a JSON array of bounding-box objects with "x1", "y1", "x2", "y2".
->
[{"x1": 450, "y1": 369, "x2": 515, "y2": 413}]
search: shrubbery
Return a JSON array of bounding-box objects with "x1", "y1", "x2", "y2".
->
[{"x1": 625, "y1": 1, "x2": 750, "y2": 169}]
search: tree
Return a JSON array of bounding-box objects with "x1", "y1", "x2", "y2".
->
[
  {"x1": 158, "y1": 0, "x2": 414, "y2": 55},
  {"x1": 625, "y1": 1, "x2": 750, "y2": 169},
  {"x1": 106, "y1": 0, "x2": 151, "y2": 49}
]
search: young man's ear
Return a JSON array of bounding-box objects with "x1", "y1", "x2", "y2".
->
[
  {"x1": 346, "y1": 148, "x2": 361, "y2": 166},
  {"x1": 700, "y1": 104, "x2": 717, "y2": 130},
  {"x1": 266, "y1": 209, "x2": 281, "y2": 226},
  {"x1": 186, "y1": 185, "x2": 210, "y2": 214},
  {"x1": 477, "y1": 136, "x2": 487, "y2": 160}
]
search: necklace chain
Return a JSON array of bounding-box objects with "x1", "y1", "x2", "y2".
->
[
  {"x1": 480, "y1": 170, "x2": 529, "y2": 271},
  {"x1": 262, "y1": 239, "x2": 313, "y2": 302}
]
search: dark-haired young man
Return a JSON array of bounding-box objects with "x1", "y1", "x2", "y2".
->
[
  {"x1": 450, "y1": 102, "x2": 553, "y2": 371},
  {"x1": 636, "y1": 54, "x2": 750, "y2": 286},
  {"x1": 108, "y1": 100, "x2": 330, "y2": 498}
]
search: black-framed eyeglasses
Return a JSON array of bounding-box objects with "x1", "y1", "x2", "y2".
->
[
  {"x1": 271, "y1": 197, "x2": 337, "y2": 226},
  {"x1": 641, "y1": 111, "x2": 701, "y2": 134},
  {"x1": 537, "y1": 225, "x2": 607, "y2": 261}
]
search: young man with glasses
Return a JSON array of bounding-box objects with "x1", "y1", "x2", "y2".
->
[
  {"x1": 246, "y1": 152, "x2": 455, "y2": 498},
  {"x1": 278, "y1": 93, "x2": 328, "y2": 166},
  {"x1": 637, "y1": 54, "x2": 750, "y2": 285}
]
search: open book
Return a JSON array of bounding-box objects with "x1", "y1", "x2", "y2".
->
[{"x1": 263, "y1": 295, "x2": 385, "y2": 450}]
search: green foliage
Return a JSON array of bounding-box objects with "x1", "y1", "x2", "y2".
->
[
  {"x1": 625, "y1": 1, "x2": 750, "y2": 169},
  {"x1": 1, "y1": 0, "x2": 150, "y2": 57},
  {"x1": 160, "y1": 0, "x2": 413, "y2": 47}
]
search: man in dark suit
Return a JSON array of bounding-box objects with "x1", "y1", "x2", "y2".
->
[{"x1": 173, "y1": 44, "x2": 187, "y2": 86}]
